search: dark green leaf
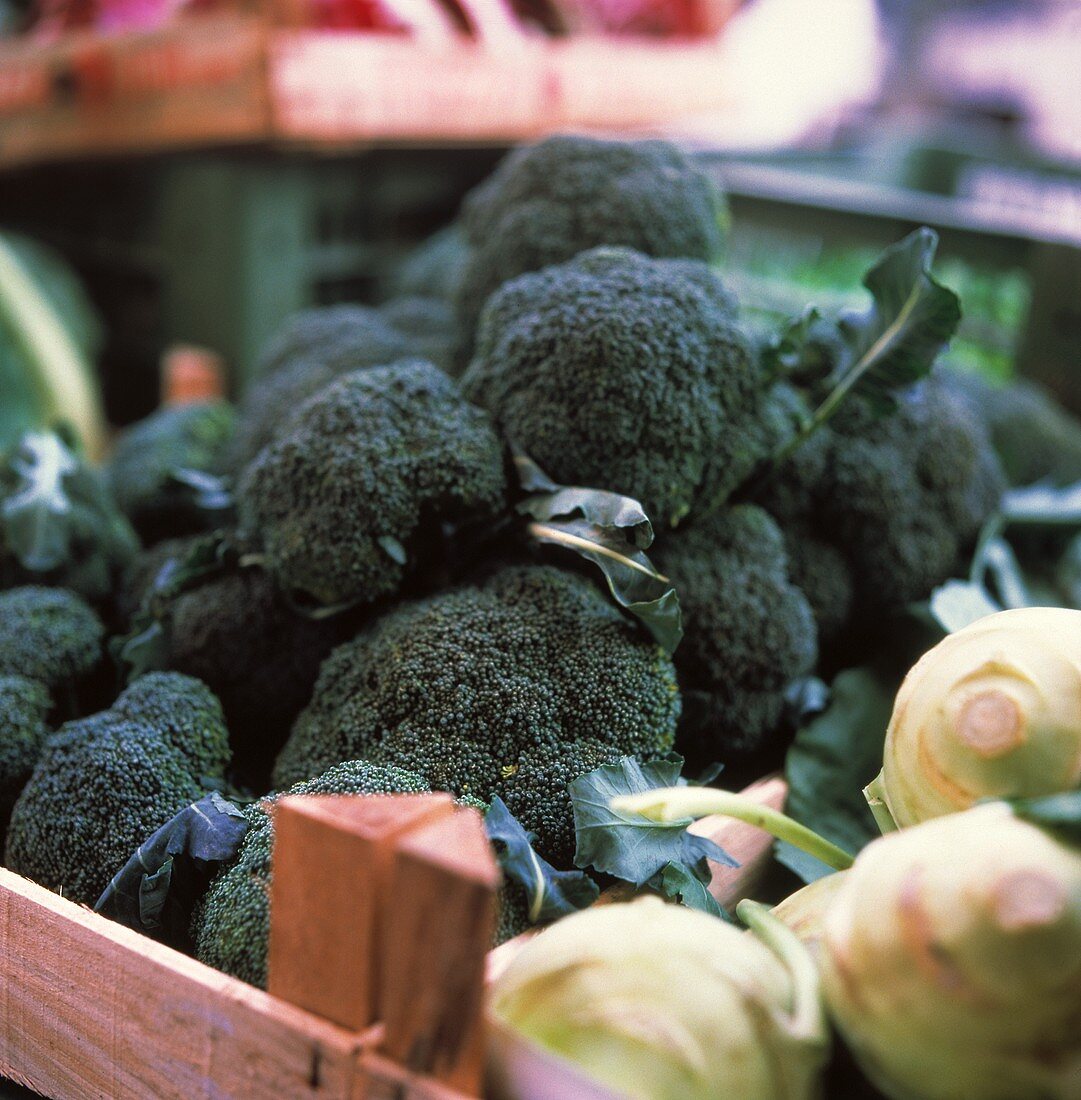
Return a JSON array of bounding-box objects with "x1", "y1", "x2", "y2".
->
[
  {"x1": 95, "y1": 792, "x2": 250, "y2": 950},
  {"x1": 110, "y1": 531, "x2": 238, "y2": 682},
  {"x1": 570, "y1": 756, "x2": 736, "y2": 886},
  {"x1": 0, "y1": 430, "x2": 77, "y2": 571},
  {"x1": 650, "y1": 861, "x2": 728, "y2": 919},
  {"x1": 514, "y1": 451, "x2": 682, "y2": 652},
  {"x1": 1006, "y1": 791, "x2": 1081, "y2": 847},
  {"x1": 165, "y1": 468, "x2": 235, "y2": 517},
  {"x1": 832, "y1": 227, "x2": 961, "y2": 414},
  {"x1": 486, "y1": 797, "x2": 599, "y2": 923},
  {"x1": 777, "y1": 668, "x2": 896, "y2": 883}
]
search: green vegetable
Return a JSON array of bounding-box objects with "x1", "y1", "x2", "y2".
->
[
  {"x1": 462, "y1": 246, "x2": 757, "y2": 529},
  {"x1": 273, "y1": 564, "x2": 681, "y2": 869},
  {"x1": 5, "y1": 672, "x2": 232, "y2": 905},
  {"x1": 237, "y1": 360, "x2": 508, "y2": 609},
  {"x1": 488, "y1": 896, "x2": 829, "y2": 1100},
  {"x1": 0, "y1": 675, "x2": 51, "y2": 836},
  {"x1": 105, "y1": 400, "x2": 237, "y2": 545},
  {"x1": 454, "y1": 135, "x2": 726, "y2": 352}
]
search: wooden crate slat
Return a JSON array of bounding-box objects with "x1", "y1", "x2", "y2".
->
[
  {"x1": 0, "y1": 868, "x2": 368, "y2": 1100},
  {"x1": 380, "y1": 809, "x2": 499, "y2": 1095},
  {"x1": 268, "y1": 793, "x2": 456, "y2": 1031}
]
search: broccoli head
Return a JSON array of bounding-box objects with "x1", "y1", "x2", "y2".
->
[
  {"x1": 652, "y1": 505, "x2": 817, "y2": 760},
  {"x1": 274, "y1": 564, "x2": 681, "y2": 861},
  {"x1": 230, "y1": 302, "x2": 456, "y2": 471},
  {"x1": 158, "y1": 558, "x2": 346, "y2": 782},
  {"x1": 0, "y1": 586, "x2": 104, "y2": 706},
  {"x1": 944, "y1": 369, "x2": 1081, "y2": 488},
  {"x1": 761, "y1": 376, "x2": 1005, "y2": 637},
  {"x1": 455, "y1": 135, "x2": 725, "y2": 344},
  {"x1": 191, "y1": 759, "x2": 431, "y2": 988},
  {"x1": 0, "y1": 676, "x2": 51, "y2": 834},
  {"x1": 105, "y1": 400, "x2": 236, "y2": 544},
  {"x1": 5, "y1": 672, "x2": 231, "y2": 905},
  {"x1": 237, "y1": 360, "x2": 508, "y2": 609},
  {"x1": 462, "y1": 247, "x2": 758, "y2": 528},
  {"x1": 377, "y1": 296, "x2": 461, "y2": 376},
  {"x1": 390, "y1": 224, "x2": 469, "y2": 303}
]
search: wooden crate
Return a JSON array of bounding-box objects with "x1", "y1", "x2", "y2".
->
[
  {"x1": 0, "y1": 778, "x2": 784, "y2": 1099},
  {"x1": 0, "y1": 2, "x2": 735, "y2": 169}
]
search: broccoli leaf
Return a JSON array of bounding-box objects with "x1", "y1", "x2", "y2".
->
[
  {"x1": 777, "y1": 668, "x2": 896, "y2": 883},
  {"x1": 95, "y1": 791, "x2": 250, "y2": 950},
  {"x1": 570, "y1": 756, "x2": 736, "y2": 890},
  {"x1": 1006, "y1": 791, "x2": 1081, "y2": 848},
  {"x1": 650, "y1": 861, "x2": 728, "y2": 919},
  {"x1": 111, "y1": 531, "x2": 239, "y2": 681},
  {"x1": 1, "y1": 430, "x2": 78, "y2": 571},
  {"x1": 763, "y1": 229, "x2": 961, "y2": 475},
  {"x1": 514, "y1": 453, "x2": 682, "y2": 653},
  {"x1": 1001, "y1": 480, "x2": 1081, "y2": 527},
  {"x1": 486, "y1": 796, "x2": 599, "y2": 923},
  {"x1": 163, "y1": 467, "x2": 235, "y2": 522}
]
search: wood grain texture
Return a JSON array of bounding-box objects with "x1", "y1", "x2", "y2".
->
[
  {"x1": 268, "y1": 794, "x2": 455, "y2": 1031},
  {"x1": 380, "y1": 809, "x2": 499, "y2": 1096},
  {"x1": 0, "y1": 868, "x2": 368, "y2": 1100}
]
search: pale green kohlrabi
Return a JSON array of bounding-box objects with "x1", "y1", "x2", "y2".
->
[
  {"x1": 866, "y1": 606, "x2": 1081, "y2": 830},
  {"x1": 487, "y1": 895, "x2": 829, "y2": 1100},
  {"x1": 814, "y1": 801, "x2": 1081, "y2": 1100}
]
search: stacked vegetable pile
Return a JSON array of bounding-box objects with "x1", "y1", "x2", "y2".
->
[{"x1": 1, "y1": 134, "x2": 1080, "y2": 1100}]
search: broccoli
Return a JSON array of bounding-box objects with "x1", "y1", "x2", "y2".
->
[
  {"x1": 651, "y1": 505, "x2": 817, "y2": 761},
  {"x1": 377, "y1": 296, "x2": 461, "y2": 376},
  {"x1": 943, "y1": 369, "x2": 1081, "y2": 488},
  {"x1": 5, "y1": 672, "x2": 231, "y2": 905},
  {"x1": 229, "y1": 302, "x2": 456, "y2": 472},
  {"x1": 1, "y1": 429, "x2": 138, "y2": 606},
  {"x1": 0, "y1": 586, "x2": 104, "y2": 708},
  {"x1": 148, "y1": 555, "x2": 347, "y2": 782},
  {"x1": 0, "y1": 676, "x2": 50, "y2": 835},
  {"x1": 273, "y1": 564, "x2": 681, "y2": 862},
  {"x1": 390, "y1": 224, "x2": 469, "y2": 303},
  {"x1": 761, "y1": 376, "x2": 1005, "y2": 637},
  {"x1": 105, "y1": 401, "x2": 236, "y2": 544},
  {"x1": 454, "y1": 135, "x2": 725, "y2": 346},
  {"x1": 237, "y1": 360, "x2": 508, "y2": 609},
  {"x1": 495, "y1": 879, "x2": 533, "y2": 946},
  {"x1": 191, "y1": 759, "x2": 431, "y2": 988},
  {"x1": 462, "y1": 247, "x2": 758, "y2": 528}
]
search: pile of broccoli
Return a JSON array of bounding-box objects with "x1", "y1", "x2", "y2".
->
[{"x1": 8, "y1": 132, "x2": 1079, "y2": 981}]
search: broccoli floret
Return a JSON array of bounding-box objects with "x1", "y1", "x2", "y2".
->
[
  {"x1": 160, "y1": 560, "x2": 346, "y2": 782},
  {"x1": 462, "y1": 247, "x2": 758, "y2": 527},
  {"x1": 256, "y1": 304, "x2": 418, "y2": 381},
  {"x1": 5, "y1": 672, "x2": 231, "y2": 904},
  {"x1": 229, "y1": 303, "x2": 450, "y2": 472},
  {"x1": 779, "y1": 525, "x2": 855, "y2": 650},
  {"x1": 237, "y1": 360, "x2": 508, "y2": 608},
  {"x1": 105, "y1": 401, "x2": 236, "y2": 544},
  {"x1": 455, "y1": 135, "x2": 725, "y2": 345},
  {"x1": 378, "y1": 296, "x2": 460, "y2": 376},
  {"x1": 762, "y1": 376, "x2": 1005, "y2": 630},
  {"x1": 391, "y1": 224, "x2": 469, "y2": 303},
  {"x1": 494, "y1": 879, "x2": 533, "y2": 946},
  {"x1": 1, "y1": 430, "x2": 138, "y2": 606},
  {"x1": 944, "y1": 369, "x2": 1081, "y2": 487},
  {"x1": 817, "y1": 378, "x2": 1005, "y2": 611},
  {"x1": 274, "y1": 564, "x2": 680, "y2": 860},
  {"x1": 0, "y1": 676, "x2": 50, "y2": 834},
  {"x1": 652, "y1": 505, "x2": 817, "y2": 760},
  {"x1": 191, "y1": 759, "x2": 431, "y2": 988},
  {"x1": 0, "y1": 586, "x2": 104, "y2": 704}
]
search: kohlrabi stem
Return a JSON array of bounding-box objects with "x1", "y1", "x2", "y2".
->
[
  {"x1": 863, "y1": 772, "x2": 900, "y2": 835},
  {"x1": 610, "y1": 788, "x2": 855, "y2": 871},
  {"x1": 737, "y1": 900, "x2": 827, "y2": 1044}
]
